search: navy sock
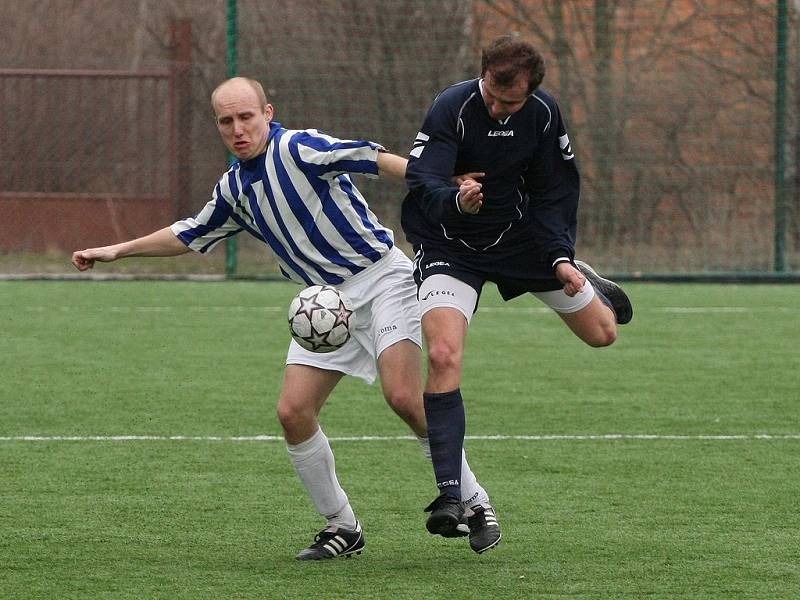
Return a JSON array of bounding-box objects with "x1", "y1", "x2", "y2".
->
[{"x1": 423, "y1": 389, "x2": 465, "y2": 501}]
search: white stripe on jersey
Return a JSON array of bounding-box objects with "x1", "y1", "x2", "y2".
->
[
  {"x1": 171, "y1": 124, "x2": 395, "y2": 285},
  {"x1": 268, "y1": 132, "x2": 381, "y2": 281},
  {"x1": 533, "y1": 94, "x2": 552, "y2": 134},
  {"x1": 559, "y1": 133, "x2": 574, "y2": 160},
  {"x1": 410, "y1": 131, "x2": 430, "y2": 159}
]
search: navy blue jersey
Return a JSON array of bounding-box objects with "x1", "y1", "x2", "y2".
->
[{"x1": 402, "y1": 78, "x2": 579, "y2": 274}]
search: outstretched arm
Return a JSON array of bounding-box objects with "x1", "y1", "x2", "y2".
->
[
  {"x1": 377, "y1": 151, "x2": 408, "y2": 180},
  {"x1": 71, "y1": 227, "x2": 189, "y2": 271}
]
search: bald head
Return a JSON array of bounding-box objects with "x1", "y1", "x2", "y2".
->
[{"x1": 211, "y1": 77, "x2": 269, "y2": 112}]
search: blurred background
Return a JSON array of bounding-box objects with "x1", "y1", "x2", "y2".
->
[{"x1": 1, "y1": 0, "x2": 797, "y2": 279}]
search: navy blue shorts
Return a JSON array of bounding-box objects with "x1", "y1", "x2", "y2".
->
[{"x1": 412, "y1": 243, "x2": 563, "y2": 301}]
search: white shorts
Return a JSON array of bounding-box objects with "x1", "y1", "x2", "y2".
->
[
  {"x1": 286, "y1": 247, "x2": 422, "y2": 384},
  {"x1": 418, "y1": 273, "x2": 596, "y2": 324}
]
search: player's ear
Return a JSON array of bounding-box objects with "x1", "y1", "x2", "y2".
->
[{"x1": 264, "y1": 104, "x2": 274, "y2": 122}]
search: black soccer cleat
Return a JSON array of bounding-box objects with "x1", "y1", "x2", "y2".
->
[
  {"x1": 574, "y1": 260, "x2": 633, "y2": 325},
  {"x1": 295, "y1": 521, "x2": 365, "y2": 560},
  {"x1": 440, "y1": 513, "x2": 470, "y2": 538},
  {"x1": 424, "y1": 494, "x2": 465, "y2": 537},
  {"x1": 467, "y1": 504, "x2": 502, "y2": 554}
]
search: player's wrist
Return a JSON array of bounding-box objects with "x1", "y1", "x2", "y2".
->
[
  {"x1": 551, "y1": 256, "x2": 574, "y2": 267},
  {"x1": 454, "y1": 191, "x2": 464, "y2": 215},
  {"x1": 551, "y1": 255, "x2": 576, "y2": 274}
]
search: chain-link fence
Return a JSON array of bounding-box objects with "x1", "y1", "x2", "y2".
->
[{"x1": 1, "y1": 0, "x2": 797, "y2": 278}]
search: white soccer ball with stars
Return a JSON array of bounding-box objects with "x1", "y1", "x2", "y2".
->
[{"x1": 287, "y1": 285, "x2": 355, "y2": 353}]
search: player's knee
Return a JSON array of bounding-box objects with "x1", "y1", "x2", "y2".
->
[
  {"x1": 384, "y1": 388, "x2": 419, "y2": 418},
  {"x1": 276, "y1": 398, "x2": 313, "y2": 434},
  {"x1": 426, "y1": 341, "x2": 463, "y2": 378},
  {"x1": 386, "y1": 381, "x2": 422, "y2": 409},
  {"x1": 584, "y1": 322, "x2": 617, "y2": 347}
]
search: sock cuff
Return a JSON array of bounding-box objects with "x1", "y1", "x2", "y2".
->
[
  {"x1": 286, "y1": 427, "x2": 326, "y2": 459},
  {"x1": 423, "y1": 389, "x2": 463, "y2": 410}
]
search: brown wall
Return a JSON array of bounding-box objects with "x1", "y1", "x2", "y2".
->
[{"x1": 1, "y1": 194, "x2": 175, "y2": 253}]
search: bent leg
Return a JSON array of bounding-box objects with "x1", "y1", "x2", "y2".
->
[
  {"x1": 377, "y1": 339, "x2": 426, "y2": 437},
  {"x1": 277, "y1": 364, "x2": 356, "y2": 529},
  {"x1": 277, "y1": 364, "x2": 343, "y2": 444},
  {"x1": 558, "y1": 295, "x2": 617, "y2": 347},
  {"x1": 533, "y1": 284, "x2": 617, "y2": 348}
]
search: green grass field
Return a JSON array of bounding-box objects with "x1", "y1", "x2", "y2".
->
[{"x1": 1, "y1": 281, "x2": 798, "y2": 599}]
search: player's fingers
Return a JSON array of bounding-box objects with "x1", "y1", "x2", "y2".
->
[
  {"x1": 461, "y1": 171, "x2": 485, "y2": 182},
  {"x1": 72, "y1": 252, "x2": 94, "y2": 271},
  {"x1": 463, "y1": 191, "x2": 480, "y2": 212}
]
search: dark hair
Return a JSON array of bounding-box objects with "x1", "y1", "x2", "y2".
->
[{"x1": 481, "y1": 35, "x2": 546, "y2": 94}]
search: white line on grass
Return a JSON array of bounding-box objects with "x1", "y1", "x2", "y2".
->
[
  {"x1": 1, "y1": 434, "x2": 799, "y2": 442},
  {"x1": 18, "y1": 306, "x2": 799, "y2": 314}
]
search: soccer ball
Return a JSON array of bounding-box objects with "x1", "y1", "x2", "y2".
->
[{"x1": 287, "y1": 285, "x2": 355, "y2": 353}]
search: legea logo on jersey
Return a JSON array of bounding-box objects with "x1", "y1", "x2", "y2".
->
[
  {"x1": 488, "y1": 130, "x2": 514, "y2": 137},
  {"x1": 426, "y1": 261, "x2": 450, "y2": 268},
  {"x1": 421, "y1": 289, "x2": 456, "y2": 301}
]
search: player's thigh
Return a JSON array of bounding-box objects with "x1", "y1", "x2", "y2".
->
[
  {"x1": 557, "y1": 296, "x2": 617, "y2": 346},
  {"x1": 418, "y1": 274, "x2": 474, "y2": 350},
  {"x1": 367, "y1": 258, "x2": 422, "y2": 354},
  {"x1": 279, "y1": 363, "x2": 344, "y2": 417},
  {"x1": 418, "y1": 273, "x2": 479, "y2": 326},
  {"x1": 531, "y1": 282, "x2": 594, "y2": 314},
  {"x1": 377, "y1": 339, "x2": 423, "y2": 400},
  {"x1": 533, "y1": 283, "x2": 615, "y2": 346}
]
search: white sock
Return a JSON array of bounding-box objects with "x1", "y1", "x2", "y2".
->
[
  {"x1": 417, "y1": 436, "x2": 490, "y2": 514},
  {"x1": 287, "y1": 428, "x2": 357, "y2": 530}
]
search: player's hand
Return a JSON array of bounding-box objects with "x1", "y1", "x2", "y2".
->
[
  {"x1": 555, "y1": 262, "x2": 586, "y2": 297},
  {"x1": 71, "y1": 247, "x2": 116, "y2": 271},
  {"x1": 452, "y1": 171, "x2": 485, "y2": 187},
  {"x1": 457, "y1": 178, "x2": 483, "y2": 214}
]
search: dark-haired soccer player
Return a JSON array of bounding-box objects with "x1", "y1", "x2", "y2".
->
[{"x1": 402, "y1": 35, "x2": 633, "y2": 553}]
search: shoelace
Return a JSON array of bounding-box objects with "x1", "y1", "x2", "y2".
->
[
  {"x1": 470, "y1": 511, "x2": 486, "y2": 527},
  {"x1": 311, "y1": 530, "x2": 337, "y2": 547},
  {"x1": 470, "y1": 507, "x2": 496, "y2": 528}
]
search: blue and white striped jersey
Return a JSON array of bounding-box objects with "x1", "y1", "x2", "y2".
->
[{"x1": 171, "y1": 122, "x2": 395, "y2": 285}]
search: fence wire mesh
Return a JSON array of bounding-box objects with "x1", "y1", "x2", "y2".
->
[{"x1": 0, "y1": 0, "x2": 797, "y2": 277}]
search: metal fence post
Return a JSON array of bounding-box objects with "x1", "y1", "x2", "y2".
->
[
  {"x1": 774, "y1": 0, "x2": 788, "y2": 272},
  {"x1": 225, "y1": 0, "x2": 239, "y2": 278}
]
